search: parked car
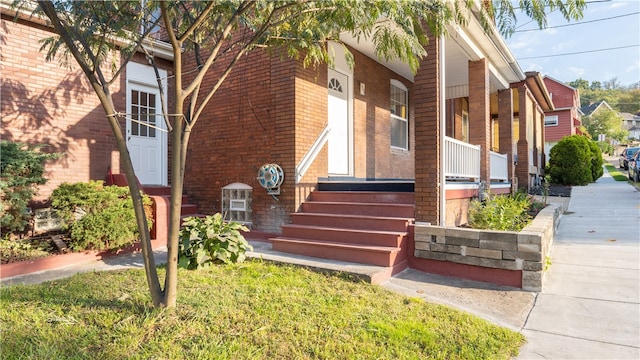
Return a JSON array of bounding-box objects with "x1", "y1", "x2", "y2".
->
[
  {"x1": 628, "y1": 151, "x2": 640, "y2": 182},
  {"x1": 619, "y1": 147, "x2": 640, "y2": 170}
]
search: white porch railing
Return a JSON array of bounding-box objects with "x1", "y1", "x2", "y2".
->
[
  {"x1": 295, "y1": 124, "x2": 331, "y2": 183},
  {"x1": 490, "y1": 151, "x2": 509, "y2": 182},
  {"x1": 444, "y1": 136, "x2": 480, "y2": 180}
]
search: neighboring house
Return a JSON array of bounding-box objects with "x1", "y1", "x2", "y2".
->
[
  {"x1": 542, "y1": 76, "x2": 583, "y2": 161},
  {"x1": 580, "y1": 99, "x2": 614, "y2": 118},
  {"x1": 2, "y1": 3, "x2": 552, "y2": 288},
  {"x1": 620, "y1": 112, "x2": 640, "y2": 140}
]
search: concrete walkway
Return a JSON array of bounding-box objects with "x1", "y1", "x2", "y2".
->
[{"x1": 516, "y1": 169, "x2": 640, "y2": 359}]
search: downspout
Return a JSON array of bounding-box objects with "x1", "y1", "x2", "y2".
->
[{"x1": 439, "y1": 35, "x2": 446, "y2": 227}]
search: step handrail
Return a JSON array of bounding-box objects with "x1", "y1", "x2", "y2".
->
[{"x1": 295, "y1": 124, "x2": 331, "y2": 183}]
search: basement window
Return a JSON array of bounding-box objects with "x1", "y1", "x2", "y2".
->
[{"x1": 222, "y1": 182, "x2": 252, "y2": 227}]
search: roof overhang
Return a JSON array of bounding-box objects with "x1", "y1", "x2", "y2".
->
[
  {"x1": 339, "y1": 2, "x2": 524, "y2": 95},
  {"x1": 524, "y1": 71, "x2": 555, "y2": 111},
  {"x1": 1, "y1": 0, "x2": 174, "y2": 61}
]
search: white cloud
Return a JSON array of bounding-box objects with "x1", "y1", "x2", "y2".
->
[
  {"x1": 508, "y1": 39, "x2": 530, "y2": 50},
  {"x1": 520, "y1": 62, "x2": 543, "y2": 72},
  {"x1": 567, "y1": 67, "x2": 585, "y2": 78},
  {"x1": 551, "y1": 41, "x2": 576, "y2": 52},
  {"x1": 607, "y1": 1, "x2": 629, "y2": 10},
  {"x1": 626, "y1": 59, "x2": 640, "y2": 73}
]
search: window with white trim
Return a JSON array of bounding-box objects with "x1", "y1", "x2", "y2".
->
[
  {"x1": 390, "y1": 80, "x2": 408, "y2": 149},
  {"x1": 544, "y1": 115, "x2": 558, "y2": 127}
]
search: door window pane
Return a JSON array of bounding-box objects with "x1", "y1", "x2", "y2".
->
[{"x1": 130, "y1": 89, "x2": 157, "y2": 138}]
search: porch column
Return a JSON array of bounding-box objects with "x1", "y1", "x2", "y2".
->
[
  {"x1": 498, "y1": 88, "x2": 514, "y2": 191},
  {"x1": 414, "y1": 35, "x2": 441, "y2": 224},
  {"x1": 515, "y1": 85, "x2": 530, "y2": 191},
  {"x1": 468, "y1": 59, "x2": 490, "y2": 185}
]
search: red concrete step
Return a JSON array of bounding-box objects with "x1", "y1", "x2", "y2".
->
[
  {"x1": 271, "y1": 237, "x2": 401, "y2": 267},
  {"x1": 180, "y1": 204, "x2": 199, "y2": 216},
  {"x1": 290, "y1": 213, "x2": 412, "y2": 232},
  {"x1": 309, "y1": 191, "x2": 414, "y2": 204},
  {"x1": 281, "y1": 224, "x2": 406, "y2": 247},
  {"x1": 142, "y1": 185, "x2": 172, "y2": 196},
  {"x1": 300, "y1": 201, "x2": 414, "y2": 218}
]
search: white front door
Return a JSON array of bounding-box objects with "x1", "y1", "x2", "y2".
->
[
  {"x1": 328, "y1": 69, "x2": 351, "y2": 176},
  {"x1": 126, "y1": 62, "x2": 167, "y2": 186},
  {"x1": 126, "y1": 82, "x2": 166, "y2": 185}
]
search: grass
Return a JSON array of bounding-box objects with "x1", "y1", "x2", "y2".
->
[
  {"x1": 604, "y1": 164, "x2": 631, "y2": 182},
  {"x1": 0, "y1": 261, "x2": 525, "y2": 359}
]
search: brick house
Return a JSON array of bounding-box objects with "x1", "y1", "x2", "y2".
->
[
  {"x1": 542, "y1": 76, "x2": 583, "y2": 160},
  {"x1": 2, "y1": 4, "x2": 552, "y2": 287},
  {"x1": 183, "y1": 13, "x2": 551, "y2": 287}
]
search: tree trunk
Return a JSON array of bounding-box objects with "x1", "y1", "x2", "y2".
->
[
  {"x1": 106, "y1": 112, "x2": 164, "y2": 307},
  {"x1": 161, "y1": 49, "x2": 185, "y2": 308}
]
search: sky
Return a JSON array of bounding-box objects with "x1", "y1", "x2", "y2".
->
[{"x1": 504, "y1": 0, "x2": 640, "y2": 87}]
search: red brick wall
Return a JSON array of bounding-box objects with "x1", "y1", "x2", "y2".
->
[
  {"x1": 351, "y1": 48, "x2": 415, "y2": 179},
  {"x1": 414, "y1": 36, "x2": 441, "y2": 224},
  {"x1": 1, "y1": 15, "x2": 173, "y2": 205},
  {"x1": 1, "y1": 16, "x2": 120, "y2": 203},
  {"x1": 498, "y1": 88, "x2": 515, "y2": 186},
  {"x1": 183, "y1": 44, "x2": 418, "y2": 233},
  {"x1": 515, "y1": 85, "x2": 531, "y2": 190},
  {"x1": 468, "y1": 59, "x2": 490, "y2": 184},
  {"x1": 181, "y1": 48, "x2": 292, "y2": 233}
]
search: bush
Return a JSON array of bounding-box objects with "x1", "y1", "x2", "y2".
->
[
  {"x1": 0, "y1": 237, "x2": 54, "y2": 264},
  {"x1": 468, "y1": 192, "x2": 534, "y2": 232},
  {"x1": 596, "y1": 141, "x2": 614, "y2": 156},
  {"x1": 178, "y1": 213, "x2": 253, "y2": 269},
  {"x1": 547, "y1": 135, "x2": 594, "y2": 185},
  {"x1": 0, "y1": 141, "x2": 60, "y2": 233},
  {"x1": 588, "y1": 140, "x2": 604, "y2": 181},
  {"x1": 51, "y1": 181, "x2": 152, "y2": 251}
]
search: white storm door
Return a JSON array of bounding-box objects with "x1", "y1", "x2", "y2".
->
[
  {"x1": 127, "y1": 83, "x2": 165, "y2": 185},
  {"x1": 328, "y1": 69, "x2": 351, "y2": 176}
]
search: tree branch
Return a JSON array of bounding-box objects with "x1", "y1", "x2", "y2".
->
[{"x1": 182, "y1": 1, "x2": 254, "y2": 97}]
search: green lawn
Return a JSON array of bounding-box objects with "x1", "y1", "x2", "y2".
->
[
  {"x1": 1, "y1": 261, "x2": 525, "y2": 359},
  {"x1": 605, "y1": 164, "x2": 630, "y2": 182}
]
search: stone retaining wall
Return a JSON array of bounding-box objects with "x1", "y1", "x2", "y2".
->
[{"x1": 414, "y1": 203, "x2": 563, "y2": 291}]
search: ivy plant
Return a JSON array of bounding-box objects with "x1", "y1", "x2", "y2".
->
[{"x1": 178, "y1": 213, "x2": 252, "y2": 270}]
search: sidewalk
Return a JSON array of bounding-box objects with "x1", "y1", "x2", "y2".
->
[{"x1": 516, "y1": 167, "x2": 640, "y2": 359}]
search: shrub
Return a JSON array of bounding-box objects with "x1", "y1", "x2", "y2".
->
[
  {"x1": 178, "y1": 213, "x2": 253, "y2": 269},
  {"x1": 468, "y1": 193, "x2": 533, "y2": 232},
  {"x1": 547, "y1": 135, "x2": 593, "y2": 185},
  {"x1": 588, "y1": 140, "x2": 604, "y2": 181},
  {"x1": 0, "y1": 141, "x2": 60, "y2": 233},
  {"x1": 51, "y1": 181, "x2": 152, "y2": 251},
  {"x1": 0, "y1": 237, "x2": 54, "y2": 264},
  {"x1": 596, "y1": 141, "x2": 614, "y2": 156}
]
